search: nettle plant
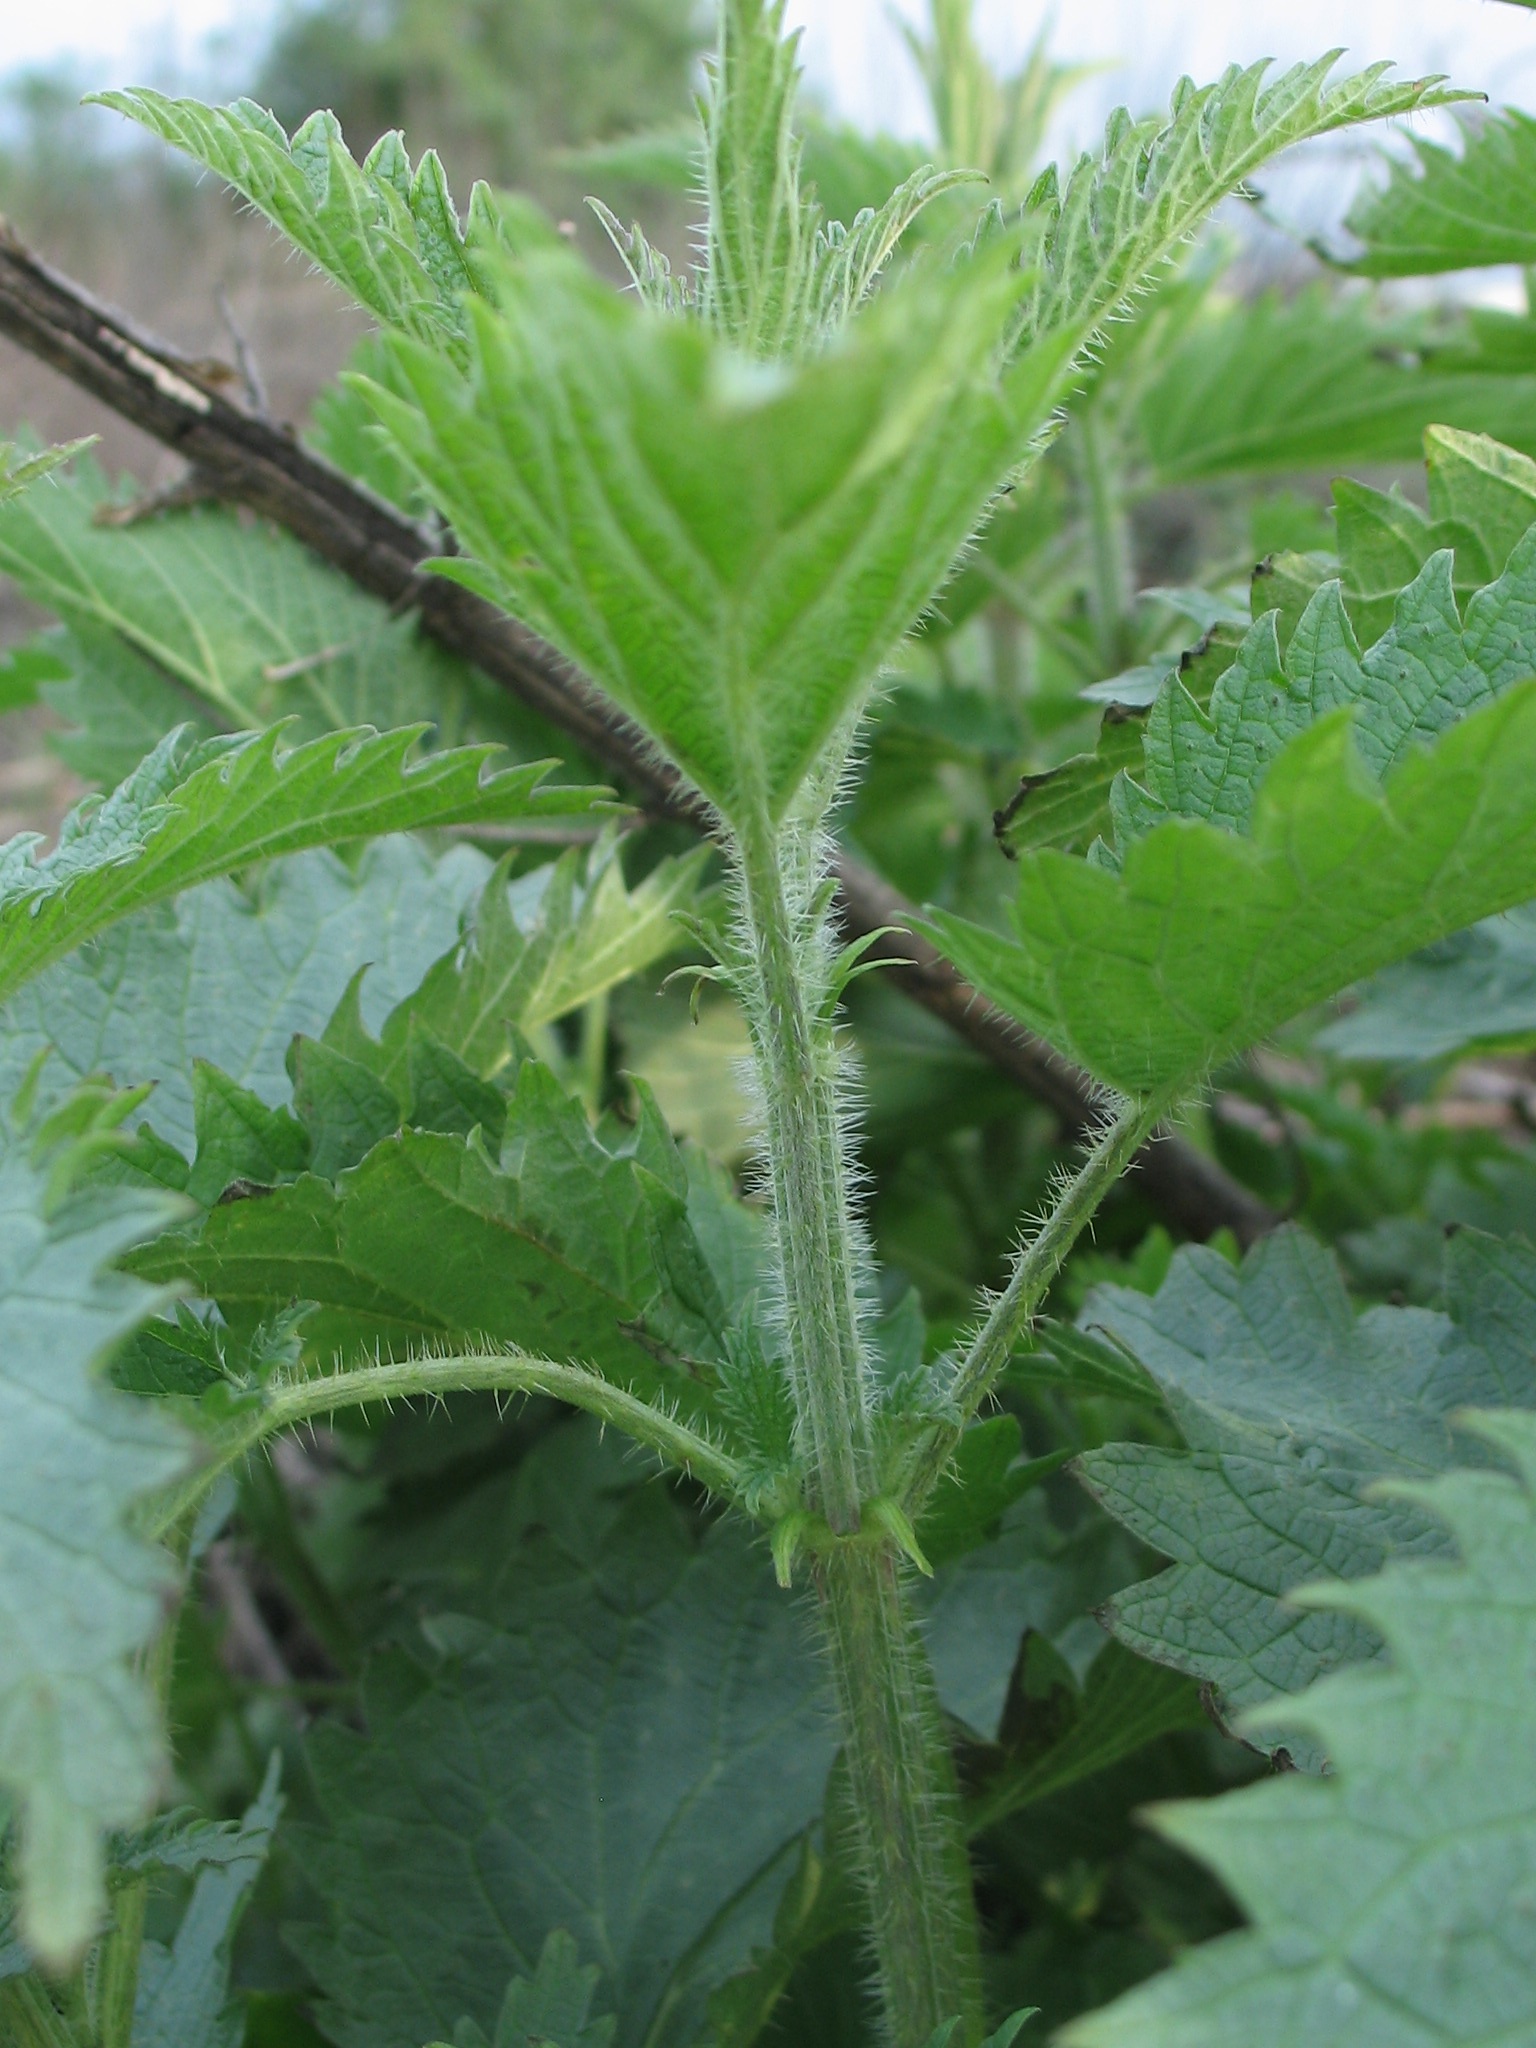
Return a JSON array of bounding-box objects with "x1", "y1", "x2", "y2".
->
[{"x1": 5, "y1": 4, "x2": 1536, "y2": 2046}]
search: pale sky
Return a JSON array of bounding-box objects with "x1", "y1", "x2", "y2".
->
[{"x1": 4, "y1": 0, "x2": 1536, "y2": 146}]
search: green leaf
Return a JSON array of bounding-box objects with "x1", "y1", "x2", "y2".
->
[
  {"x1": 916, "y1": 1416, "x2": 1046, "y2": 1566},
  {"x1": 665, "y1": 1, "x2": 978, "y2": 353},
  {"x1": 969, "y1": 1639, "x2": 1205, "y2": 1832},
  {"x1": 288, "y1": 1433, "x2": 837, "y2": 2048},
  {"x1": 1063, "y1": 1408, "x2": 1536, "y2": 2048},
  {"x1": 0, "y1": 721, "x2": 596, "y2": 1017},
  {"x1": 130, "y1": 1755, "x2": 282, "y2": 2048},
  {"x1": 1005, "y1": 1322, "x2": 1166, "y2": 1409},
  {"x1": 1138, "y1": 288, "x2": 1536, "y2": 482},
  {"x1": 129, "y1": 1062, "x2": 736, "y2": 1423},
  {"x1": 287, "y1": 1031, "x2": 404, "y2": 1177},
  {"x1": 109, "y1": 1806, "x2": 278, "y2": 1882},
  {"x1": 1013, "y1": 58, "x2": 1465, "y2": 359},
  {"x1": 0, "y1": 456, "x2": 540, "y2": 784},
  {"x1": 697, "y1": 0, "x2": 817, "y2": 356},
  {"x1": 914, "y1": 1502, "x2": 1141, "y2": 1744},
  {"x1": 1342, "y1": 109, "x2": 1536, "y2": 276},
  {"x1": 1326, "y1": 425, "x2": 1536, "y2": 642},
  {"x1": 362, "y1": 831, "x2": 709, "y2": 1082},
  {"x1": 87, "y1": 91, "x2": 509, "y2": 356},
  {"x1": 1319, "y1": 903, "x2": 1536, "y2": 1062},
  {"x1": 0, "y1": 1112, "x2": 191, "y2": 1968},
  {"x1": 358, "y1": 242, "x2": 1064, "y2": 831},
  {"x1": 993, "y1": 708, "x2": 1148, "y2": 860},
  {"x1": 0, "y1": 634, "x2": 69, "y2": 715},
  {"x1": 0, "y1": 837, "x2": 489, "y2": 1159},
  {"x1": 925, "y1": 2012, "x2": 1037, "y2": 2048},
  {"x1": 181, "y1": 1063, "x2": 311, "y2": 1203},
  {"x1": 1073, "y1": 1227, "x2": 1536, "y2": 1761},
  {"x1": 0, "y1": 441, "x2": 87, "y2": 500},
  {"x1": 1119, "y1": 506, "x2": 1536, "y2": 844},
  {"x1": 928, "y1": 679, "x2": 1536, "y2": 1097},
  {"x1": 427, "y1": 1931, "x2": 615, "y2": 2048}
]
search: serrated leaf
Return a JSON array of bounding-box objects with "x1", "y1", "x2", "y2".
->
[
  {"x1": 0, "y1": 721, "x2": 596, "y2": 1017},
  {"x1": 1119, "y1": 488, "x2": 1536, "y2": 844},
  {"x1": 358, "y1": 243, "x2": 1066, "y2": 831},
  {"x1": 1013, "y1": 58, "x2": 1464, "y2": 359},
  {"x1": 109, "y1": 1806, "x2": 270, "y2": 1881},
  {"x1": 1064, "y1": 1408, "x2": 1536, "y2": 2048},
  {"x1": 1073, "y1": 1227, "x2": 1536, "y2": 1762},
  {"x1": 917, "y1": 1416, "x2": 1041, "y2": 1567},
  {"x1": 289, "y1": 1436, "x2": 836, "y2": 2048},
  {"x1": 0, "y1": 837, "x2": 489, "y2": 1159},
  {"x1": 1329, "y1": 426, "x2": 1536, "y2": 641},
  {"x1": 430, "y1": 1930, "x2": 615, "y2": 2048},
  {"x1": 288, "y1": 1031, "x2": 404, "y2": 1177},
  {"x1": 0, "y1": 457, "x2": 534, "y2": 780},
  {"x1": 697, "y1": 0, "x2": 816, "y2": 355},
  {"x1": 88, "y1": 92, "x2": 507, "y2": 357},
  {"x1": 177, "y1": 1063, "x2": 310, "y2": 1203},
  {"x1": 129, "y1": 1062, "x2": 736, "y2": 1422},
  {"x1": 1319, "y1": 901, "x2": 1536, "y2": 1062},
  {"x1": 928, "y1": 680, "x2": 1536, "y2": 1097},
  {"x1": 678, "y1": 2, "x2": 976, "y2": 354},
  {"x1": 130, "y1": 1755, "x2": 282, "y2": 2048},
  {"x1": 1342, "y1": 108, "x2": 1536, "y2": 276},
  {"x1": 0, "y1": 1119, "x2": 191, "y2": 1967},
  {"x1": 993, "y1": 707, "x2": 1147, "y2": 860}
]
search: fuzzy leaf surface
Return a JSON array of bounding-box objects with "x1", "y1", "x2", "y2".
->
[
  {"x1": 1012, "y1": 57, "x2": 1463, "y2": 357},
  {"x1": 89, "y1": 91, "x2": 503, "y2": 354},
  {"x1": 1074, "y1": 1227, "x2": 1536, "y2": 1760},
  {"x1": 0, "y1": 1128, "x2": 190, "y2": 1967},
  {"x1": 1065, "y1": 1409, "x2": 1536, "y2": 2047},
  {"x1": 360, "y1": 247, "x2": 1066, "y2": 828},
  {"x1": 929, "y1": 681, "x2": 1536, "y2": 1096},
  {"x1": 289, "y1": 1434, "x2": 835, "y2": 2048},
  {"x1": 0, "y1": 722, "x2": 595, "y2": 1015},
  {"x1": 697, "y1": 0, "x2": 816, "y2": 355}
]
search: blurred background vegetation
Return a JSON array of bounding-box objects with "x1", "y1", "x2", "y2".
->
[{"x1": 7, "y1": 15, "x2": 1536, "y2": 2034}]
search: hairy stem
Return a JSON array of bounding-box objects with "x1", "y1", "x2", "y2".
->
[
  {"x1": 902, "y1": 1094, "x2": 1168, "y2": 1516},
  {"x1": 142, "y1": 1349, "x2": 740, "y2": 1546},
  {"x1": 821, "y1": 1544, "x2": 985, "y2": 2045},
  {"x1": 732, "y1": 817, "x2": 984, "y2": 2044},
  {"x1": 735, "y1": 821, "x2": 873, "y2": 1532}
]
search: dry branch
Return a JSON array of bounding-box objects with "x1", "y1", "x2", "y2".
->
[{"x1": 0, "y1": 221, "x2": 1275, "y2": 1244}]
